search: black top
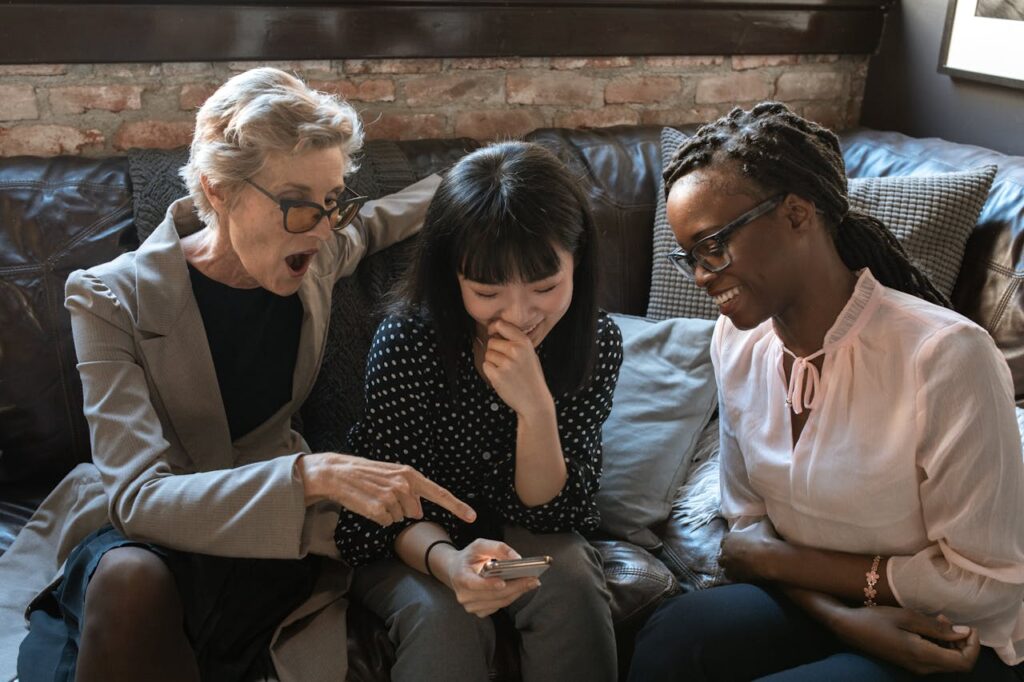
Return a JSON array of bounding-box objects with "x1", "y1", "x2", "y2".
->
[
  {"x1": 334, "y1": 311, "x2": 623, "y2": 566},
  {"x1": 187, "y1": 264, "x2": 303, "y2": 441}
]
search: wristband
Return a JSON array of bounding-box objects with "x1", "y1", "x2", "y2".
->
[
  {"x1": 424, "y1": 540, "x2": 455, "y2": 579},
  {"x1": 863, "y1": 555, "x2": 881, "y2": 607}
]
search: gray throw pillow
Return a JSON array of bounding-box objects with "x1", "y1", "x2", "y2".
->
[
  {"x1": 846, "y1": 168, "x2": 996, "y2": 297},
  {"x1": 647, "y1": 128, "x2": 716, "y2": 320},
  {"x1": 647, "y1": 127, "x2": 997, "y2": 320},
  {"x1": 596, "y1": 313, "x2": 718, "y2": 549}
]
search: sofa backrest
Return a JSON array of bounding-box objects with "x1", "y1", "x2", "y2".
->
[
  {"x1": 525, "y1": 126, "x2": 664, "y2": 316},
  {"x1": 0, "y1": 156, "x2": 135, "y2": 486},
  {"x1": 2, "y1": 124, "x2": 1023, "y2": 489}
]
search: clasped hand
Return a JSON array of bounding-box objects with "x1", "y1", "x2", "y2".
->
[
  {"x1": 718, "y1": 517, "x2": 780, "y2": 583},
  {"x1": 836, "y1": 606, "x2": 980, "y2": 674},
  {"x1": 299, "y1": 452, "x2": 476, "y2": 527},
  {"x1": 719, "y1": 519, "x2": 981, "y2": 674},
  {"x1": 439, "y1": 538, "x2": 541, "y2": 618},
  {"x1": 480, "y1": 320, "x2": 552, "y2": 418}
]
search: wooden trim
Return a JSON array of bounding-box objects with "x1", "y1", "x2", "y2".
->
[{"x1": 0, "y1": 2, "x2": 892, "y2": 64}]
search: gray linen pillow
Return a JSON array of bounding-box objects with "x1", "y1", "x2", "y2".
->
[
  {"x1": 647, "y1": 127, "x2": 997, "y2": 319},
  {"x1": 596, "y1": 313, "x2": 718, "y2": 549},
  {"x1": 846, "y1": 168, "x2": 996, "y2": 297},
  {"x1": 647, "y1": 128, "x2": 716, "y2": 320}
]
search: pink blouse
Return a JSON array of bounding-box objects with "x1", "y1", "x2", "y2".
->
[{"x1": 713, "y1": 268, "x2": 1024, "y2": 665}]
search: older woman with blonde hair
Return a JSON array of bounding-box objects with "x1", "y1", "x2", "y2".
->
[{"x1": 7, "y1": 67, "x2": 471, "y2": 682}]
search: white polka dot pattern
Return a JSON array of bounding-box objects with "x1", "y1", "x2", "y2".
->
[{"x1": 334, "y1": 312, "x2": 623, "y2": 566}]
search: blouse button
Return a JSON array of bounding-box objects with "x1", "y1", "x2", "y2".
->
[
  {"x1": 482, "y1": 451, "x2": 491, "y2": 460},
  {"x1": 490, "y1": 402, "x2": 500, "y2": 411}
]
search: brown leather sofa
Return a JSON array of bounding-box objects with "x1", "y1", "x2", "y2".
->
[{"x1": 2, "y1": 124, "x2": 1023, "y2": 681}]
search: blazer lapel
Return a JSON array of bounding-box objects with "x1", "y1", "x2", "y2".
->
[{"x1": 133, "y1": 200, "x2": 234, "y2": 472}]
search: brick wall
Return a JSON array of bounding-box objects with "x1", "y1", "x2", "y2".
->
[{"x1": 0, "y1": 56, "x2": 869, "y2": 157}]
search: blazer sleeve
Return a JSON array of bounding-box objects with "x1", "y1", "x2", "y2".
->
[
  {"x1": 888, "y1": 323, "x2": 1024, "y2": 652},
  {"x1": 65, "y1": 269, "x2": 321, "y2": 560},
  {"x1": 330, "y1": 173, "x2": 441, "y2": 282}
]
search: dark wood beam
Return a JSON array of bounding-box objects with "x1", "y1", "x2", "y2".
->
[{"x1": 0, "y1": 2, "x2": 892, "y2": 64}]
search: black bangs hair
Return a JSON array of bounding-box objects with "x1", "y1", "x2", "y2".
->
[
  {"x1": 456, "y1": 219, "x2": 563, "y2": 287},
  {"x1": 391, "y1": 140, "x2": 600, "y2": 397}
]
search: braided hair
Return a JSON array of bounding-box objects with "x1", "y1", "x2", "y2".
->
[{"x1": 663, "y1": 102, "x2": 950, "y2": 307}]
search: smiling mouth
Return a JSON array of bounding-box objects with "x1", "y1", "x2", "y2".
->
[
  {"x1": 285, "y1": 250, "x2": 316, "y2": 275},
  {"x1": 712, "y1": 287, "x2": 741, "y2": 306}
]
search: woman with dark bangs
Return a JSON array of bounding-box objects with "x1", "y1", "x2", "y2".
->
[{"x1": 333, "y1": 141, "x2": 621, "y2": 681}]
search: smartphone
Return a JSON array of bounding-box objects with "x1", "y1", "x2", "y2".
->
[{"x1": 479, "y1": 555, "x2": 552, "y2": 580}]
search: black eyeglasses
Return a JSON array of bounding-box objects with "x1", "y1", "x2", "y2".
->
[
  {"x1": 666, "y1": 193, "x2": 786, "y2": 281},
  {"x1": 244, "y1": 179, "x2": 367, "y2": 234}
]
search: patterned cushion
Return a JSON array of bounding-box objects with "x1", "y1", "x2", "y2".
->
[
  {"x1": 646, "y1": 127, "x2": 998, "y2": 320},
  {"x1": 646, "y1": 128, "x2": 715, "y2": 319},
  {"x1": 846, "y1": 169, "x2": 996, "y2": 297}
]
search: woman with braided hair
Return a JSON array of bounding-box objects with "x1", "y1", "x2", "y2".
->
[{"x1": 629, "y1": 103, "x2": 1024, "y2": 680}]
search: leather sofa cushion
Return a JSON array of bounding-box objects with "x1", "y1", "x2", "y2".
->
[{"x1": 0, "y1": 157, "x2": 135, "y2": 486}]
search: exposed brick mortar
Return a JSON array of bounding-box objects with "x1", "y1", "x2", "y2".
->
[{"x1": 0, "y1": 56, "x2": 869, "y2": 156}]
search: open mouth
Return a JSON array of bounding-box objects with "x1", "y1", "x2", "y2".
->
[
  {"x1": 285, "y1": 250, "x2": 316, "y2": 276},
  {"x1": 712, "y1": 286, "x2": 741, "y2": 306}
]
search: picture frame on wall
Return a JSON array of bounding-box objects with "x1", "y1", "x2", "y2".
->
[{"x1": 939, "y1": 0, "x2": 1024, "y2": 91}]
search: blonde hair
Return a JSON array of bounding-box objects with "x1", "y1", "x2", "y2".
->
[{"x1": 180, "y1": 67, "x2": 363, "y2": 228}]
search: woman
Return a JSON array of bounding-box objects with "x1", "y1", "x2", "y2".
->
[
  {"x1": 12, "y1": 67, "x2": 473, "y2": 682},
  {"x1": 629, "y1": 103, "x2": 1024, "y2": 680},
  {"x1": 333, "y1": 141, "x2": 622, "y2": 681}
]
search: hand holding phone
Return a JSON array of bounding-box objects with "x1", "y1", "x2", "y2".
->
[
  {"x1": 443, "y1": 539, "x2": 543, "y2": 618},
  {"x1": 479, "y1": 555, "x2": 552, "y2": 580}
]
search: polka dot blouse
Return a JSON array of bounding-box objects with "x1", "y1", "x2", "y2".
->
[{"x1": 334, "y1": 311, "x2": 623, "y2": 567}]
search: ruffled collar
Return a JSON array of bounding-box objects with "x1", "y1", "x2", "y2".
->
[{"x1": 777, "y1": 268, "x2": 882, "y2": 414}]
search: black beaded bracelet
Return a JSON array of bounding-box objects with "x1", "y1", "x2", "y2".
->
[{"x1": 424, "y1": 540, "x2": 455, "y2": 579}]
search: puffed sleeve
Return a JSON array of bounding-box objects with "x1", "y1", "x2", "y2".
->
[
  {"x1": 491, "y1": 314, "x2": 623, "y2": 533},
  {"x1": 713, "y1": 315, "x2": 768, "y2": 532},
  {"x1": 65, "y1": 269, "x2": 328, "y2": 559},
  {"x1": 888, "y1": 322, "x2": 1024, "y2": 661},
  {"x1": 333, "y1": 315, "x2": 444, "y2": 566},
  {"x1": 330, "y1": 174, "x2": 441, "y2": 281}
]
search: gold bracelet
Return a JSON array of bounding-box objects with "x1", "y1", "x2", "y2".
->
[{"x1": 863, "y1": 554, "x2": 881, "y2": 607}]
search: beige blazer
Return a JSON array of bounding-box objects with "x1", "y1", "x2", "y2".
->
[{"x1": 0, "y1": 174, "x2": 440, "y2": 682}]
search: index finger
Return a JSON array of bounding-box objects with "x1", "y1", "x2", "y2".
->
[
  {"x1": 488, "y1": 319, "x2": 528, "y2": 341},
  {"x1": 414, "y1": 476, "x2": 477, "y2": 523}
]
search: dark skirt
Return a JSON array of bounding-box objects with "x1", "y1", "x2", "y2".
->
[{"x1": 17, "y1": 525, "x2": 318, "y2": 682}]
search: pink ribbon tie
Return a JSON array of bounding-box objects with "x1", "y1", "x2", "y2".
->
[{"x1": 783, "y1": 347, "x2": 826, "y2": 415}]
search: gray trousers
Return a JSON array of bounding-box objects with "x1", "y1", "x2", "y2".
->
[{"x1": 351, "y1": 526, "x2": 617, "y2": 682}]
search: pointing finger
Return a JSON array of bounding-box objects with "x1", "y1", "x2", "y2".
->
[{"x1": 415, "y1": 476, "x2": 477, "y2": 523}]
